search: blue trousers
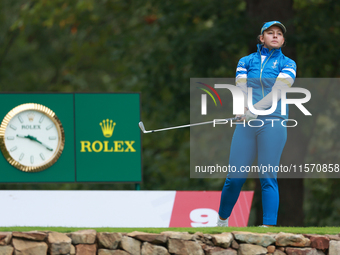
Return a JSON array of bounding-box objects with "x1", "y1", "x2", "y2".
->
[{"x1": 218, "y1": 119, "x2": 287, "y2": 225}]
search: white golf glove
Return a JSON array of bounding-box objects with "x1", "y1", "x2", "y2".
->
[{"x1": 245, "y1": 110, "x2": 258, "y2": 121}]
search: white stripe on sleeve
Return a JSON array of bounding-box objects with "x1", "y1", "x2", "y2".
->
[
  {"x1": 282, "y1": 68, "x2": 296, "y2": 77},
  {"x1": 236, "y1": 67, "x2": 247, "y2": 72}
]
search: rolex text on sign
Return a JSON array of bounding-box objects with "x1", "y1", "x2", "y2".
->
[
  {"x1": 80, "y1": 120, "x2": 136, "y2": 153},
  {"x1": 74, "y1": 93, "x2": 141, "y2": 183}
]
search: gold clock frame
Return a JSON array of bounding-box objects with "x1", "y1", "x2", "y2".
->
[{"x1": 0, "y1": 103, "x2": 65, "y2": 173}]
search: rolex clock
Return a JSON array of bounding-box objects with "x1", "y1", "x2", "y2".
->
[{"x1": 0, "y1": 103, "x2": 65, "y2": 172}]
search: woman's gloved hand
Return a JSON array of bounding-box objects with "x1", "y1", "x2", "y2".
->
[
  {"x1": 236, "y1": 107, "x2": 258, "y2": 122},
  {"x1": 245, "y1": 110, "x2": 258, "y2": 121}
]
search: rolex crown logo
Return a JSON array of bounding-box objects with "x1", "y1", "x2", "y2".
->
[
  {"x1": 27, "y1": 112, "x2": 35, "y2": 122},
  {"x1": 100, "y1": 119, "x2": 116, "y2": 138}
]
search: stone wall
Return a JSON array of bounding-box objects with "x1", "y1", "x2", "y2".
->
[{"x1": 1, "y1": 229, "x2": 340, "y2": 255}]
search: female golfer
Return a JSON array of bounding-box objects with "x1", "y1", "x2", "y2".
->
[{"x1": 217, "y1": 21, "x2": 297, "y2": 227}]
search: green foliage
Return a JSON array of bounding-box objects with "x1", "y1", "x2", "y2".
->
[
  {"x1": 293, "y1": 0, "x2": 340, "y2": 226},
  {"x1": 0, "y1": 0, "x2": 248, "y2": 192},
  {"x1": 0, "y1": 0, "x2": 340, "y2": 226},
  {"x1": 304, "y1": 179, "x2": 340, "y2": 226}
]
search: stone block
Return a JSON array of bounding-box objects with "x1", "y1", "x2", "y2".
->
[
  {"x1": 238, "y1": 243, "x2": 267, "y2": 255},
  {"x1": 161, "y1": 231, "x2": 193, "y2": 241},
  {"x1": 203, "y1": 245, "x2": 237, "y2": 255},
  {"x1": 120, "y1": 236, "x2": 141, "y2": 255},
  {"x1": 285, "y1": 247, "x2": 318, "y2": 255},
  {"x1": 275, "y1": 232, "x2": 311, "y2": 247},
  {"x1": 309, "y1": 235, "x2": 329, "y2": 250},
  {"x1": 141, "y1": 242, "x2": 169, "y2": 255},
  {"x1": 98, "y1": 249, "x2": 130, "y2": 255},
  {"x1": 75, "y1": 244, "x2": 97, "y2": 255},
  {"x1": 97, "y1": 232, "x2": 122, "y2": 249},
  {"x1": 12, "y1": 231, "x2": 47, "y2": 241},
  {"x1": 329, "y1": 240, "x2": 340, "y2": 255},
  {"x1": 168, "y1": 239, "x2": 204, "y2": 255},
  {"x1": 128, "y1": 231, "x2": 167, "y2": 244},
  {"x1": 12, "y1": 238, "x2": 48, "y2": 255},
  {"x1": 0, "y1": 233, "x2": 12, "y2": 246},
  {"x1": 267, "y1": 245, "x2": 275, "y2": 253},
  {"x1": 233, "y1": 231, "x2": 276, "y2": 247},
  {"x1": 0, "y1": 245, "x2": 14, "y2": 255},
  {"x1": 211, "y1": 233, "x2": 233, "y2": 248},
  {"x1": 48, "y1": 231, "x2": 72, "y2": 255},
  {"x1": 70, "y1": 230, "x2": 96, "y2": 245}
]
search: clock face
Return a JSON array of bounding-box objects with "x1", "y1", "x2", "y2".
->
[{"x1": 0, "y1": 103, "x2": 65, "y2": 172}]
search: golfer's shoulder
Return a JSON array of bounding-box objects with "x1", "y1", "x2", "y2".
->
[
  {"x1": 237, "y1": 53, "x2": 255, "y2": 68},
  {"x1": 281, "y1": 55, "x2": 297, "y2": 71}
]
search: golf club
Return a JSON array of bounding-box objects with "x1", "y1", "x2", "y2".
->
[{"x1": 139, "y1": 116, "x2": 241, "y2": 134}]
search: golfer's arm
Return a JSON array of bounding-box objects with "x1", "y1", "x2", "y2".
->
[
  {"x1": 254, "y1": 69, "x2": 296, "y2": 110},
  {"x1": 236, "y1": 67, "x2": 248, "y2": 108}
]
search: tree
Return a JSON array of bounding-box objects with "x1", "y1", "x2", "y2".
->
[{"x1": 1, "y1": 0, "x2": 340, "y2": 227}]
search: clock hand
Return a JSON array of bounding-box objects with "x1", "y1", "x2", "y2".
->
[
  {"x1": 38, "y1": 141, "x2": 54, "y2": 152},
  {"x1": 27, "y1": 135, "x2": 54, "y2": 152},
  {"x1": 16, "y1": 134, "x2": 28, "y2": 138},
  {"x1": 16, "y1": 134, "x2": 53, "y2": 151}
]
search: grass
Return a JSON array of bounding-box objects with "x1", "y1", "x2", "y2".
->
[{"x1": 1, "y1": 226, "x2": 340, "y2": 235}]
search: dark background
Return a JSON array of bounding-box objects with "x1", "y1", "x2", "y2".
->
[{"x1": 1, "y1": 0, "x2": 340, "y2": 227}]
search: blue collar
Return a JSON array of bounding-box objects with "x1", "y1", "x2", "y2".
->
[{"x1": 257, "y1": 44, "x2": 282, "y2": 56}]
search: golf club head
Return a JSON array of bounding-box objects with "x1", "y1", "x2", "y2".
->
[{"x1": 139, "y1": 121, "x2": 146, "y2": 133}]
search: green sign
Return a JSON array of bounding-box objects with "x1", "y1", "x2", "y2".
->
[
  {"x1": 75, "y1": 94, "x2": 141, "y2": 182},
  {"x1": 0, "y1": 93, "x2": 141, "y2": 183}
]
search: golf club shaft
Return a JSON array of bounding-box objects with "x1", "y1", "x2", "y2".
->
[{"x1": 142, "y1": 117, "x2": 239, "y2": 133}]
